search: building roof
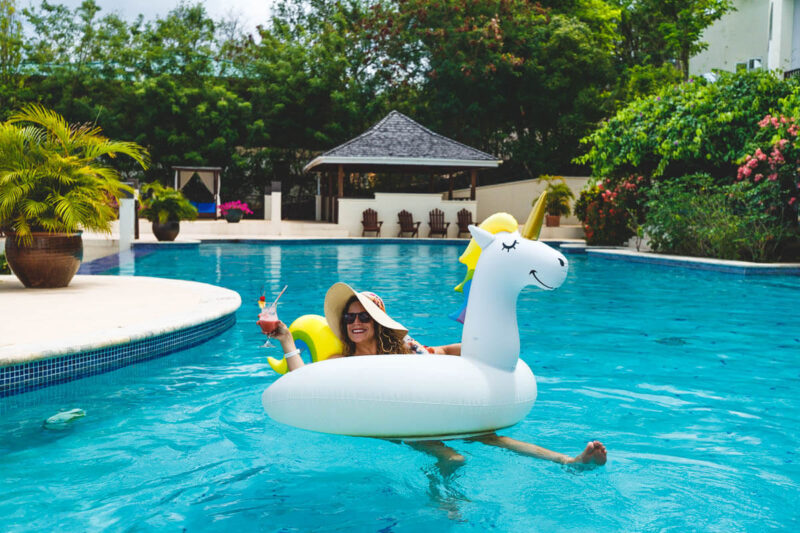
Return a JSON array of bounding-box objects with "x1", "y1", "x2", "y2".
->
[{"x1": 303, "y1": 111, "x2": 501, "y2": 173}]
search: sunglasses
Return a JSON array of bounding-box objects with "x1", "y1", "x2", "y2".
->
[{"x1": 343, "y1": 311, "x2": 373, "y2": 324}]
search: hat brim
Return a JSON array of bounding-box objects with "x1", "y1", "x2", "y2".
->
[{"x1": 324, "y1": 282, "x2": 408, "y2": 342}]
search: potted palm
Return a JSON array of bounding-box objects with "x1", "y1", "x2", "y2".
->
[
  {"x1": 0, "y1": 105, "x2": 148, "y2": 288},
  {"x1": 538, "y1": 176, "x2": 575, "y2": 227},
  {"x1": 139, "y1": 182, "x2": 198, "y2": 241}
]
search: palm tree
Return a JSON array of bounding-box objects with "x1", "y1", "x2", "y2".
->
[{"x1": 0, "y1": 104, "x2": 149, "y2": 245}]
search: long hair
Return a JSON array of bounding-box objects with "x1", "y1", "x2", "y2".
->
[{"x1": 339, "y1": 295, "x2": 411, "y2": 356}]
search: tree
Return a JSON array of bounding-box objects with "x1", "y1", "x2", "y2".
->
[
  {"x1": 0, "y1": 0, "x2": 23, "y2": 111},
  {"x1": 612, "y1": 0, "x2": 734, "y2": 81},
  {"x1": 359, "y1": 0, "x2": 617, "y2": 178}
]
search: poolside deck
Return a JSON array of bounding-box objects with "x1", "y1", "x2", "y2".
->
[{"x1": 0, "y1": 275, "x2": 240, "y2": 387}]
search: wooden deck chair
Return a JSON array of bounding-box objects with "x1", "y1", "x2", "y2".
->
[
  {"x1": 361, "y1": 209, "x2": 383, "y2": 236},
  {"x1": 397, "y1": 210, "x2": 421, "y2": 237},
  {"x1": 428, "y1": 208, "x2": 450, "y2": 238},
  {"x1": 456, "y1": 209, "x2": 474, "y2": 238}
]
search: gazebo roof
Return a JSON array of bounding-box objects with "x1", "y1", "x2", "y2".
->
[{"x1": 303, "y1": 111, "x2": 501, "y2": 173}]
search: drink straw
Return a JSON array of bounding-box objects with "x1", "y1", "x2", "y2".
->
[{"x1": 270, "y1": 285, "x2": 288, "y2": 308}]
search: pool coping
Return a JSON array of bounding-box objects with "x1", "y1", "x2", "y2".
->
[
  {"x1": 0, "y1": 276, "x2": 241, "y2": 397},
  {"x1": 562, "y1": 245, "x2": 800, "y2": 275}
]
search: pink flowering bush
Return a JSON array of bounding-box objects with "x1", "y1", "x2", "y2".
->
[
  {"x1": 219, "y1": 200, "x2": 254, "y2": 216},
  {"x1": 574, "y1": 175, "x2": 649, "y2": 245},
  {"x1": 737, "y1": 114, "x2": 800, "y2": 222}
]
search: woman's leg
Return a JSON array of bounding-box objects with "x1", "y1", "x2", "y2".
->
[
  {"x1": 407, "y1": 440, "x2": 466, "y2": 476},
  {"x1": 471, "y1": 433, "x2": 607, "y2": 466}
]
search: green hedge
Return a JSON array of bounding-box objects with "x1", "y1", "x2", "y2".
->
[{"x1": 645, "y1": 175, "x2": 797, "y2": 261}]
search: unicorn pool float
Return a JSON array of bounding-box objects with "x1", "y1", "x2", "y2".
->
[{"x1": 262, "y1": 194, "x2": 568, "y2": 439}]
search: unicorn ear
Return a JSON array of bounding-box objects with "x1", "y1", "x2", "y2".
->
[{"x1": 468, "y1": 224, "x2": 495, "y2": 249}]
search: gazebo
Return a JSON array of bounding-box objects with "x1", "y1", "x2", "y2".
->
[
  {"x1": 173, "y1": 166, "x2": 222, "y2": 219},
  {"x1": 303, "y1": 111, "x2": 501, "y2": 222}
]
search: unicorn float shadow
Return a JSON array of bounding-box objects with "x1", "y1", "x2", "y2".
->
[{"x1": 262, "y1": 194, "x2": 568, "y2": 439}]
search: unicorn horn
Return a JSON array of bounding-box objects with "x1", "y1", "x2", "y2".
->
[{"x1": 521, "y1": 191, "x2": 548, "y2": 240}]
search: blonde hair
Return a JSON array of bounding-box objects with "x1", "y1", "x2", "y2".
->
[{"x1": 339, "y1": 296, "x2": 411, "y2": 356}]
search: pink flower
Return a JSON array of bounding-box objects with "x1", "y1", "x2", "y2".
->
[
  {"x1": 789, "y1": 125, "x2": 799, "y2": 136},
  {"x1": 759, "y1": 115, "x2": 771, "y2": 128},
  {"x1": 768, "y1": 173, "x2": 778, "y2": 181},
  {"x1": 755, "y1": 148, "x2": 767, "y2": 161},
  {"x1": 790, "y1": 197, "x2": 797, "y2": 206},
  {"x1": 754, "y1": 173, "x2": 763, "y2": 181},
  {"x1": 771, "y1": 116, "x2": 780, "y2": 127},
  {"x1": 747, "y1": 157, "x2": 759, "y2": 169},
  {"x1": 743, "y1": 167, "x2": 753, "y2": 178},
  {"x1": 778, "y1": 139, "x2": 790, "y2": 149}
]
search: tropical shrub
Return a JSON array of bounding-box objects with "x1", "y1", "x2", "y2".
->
[
  {"x1": 577, "y1": 70, "x2": 799, "y2": 182},
  {"x1": 0, "y1": 252, "x2": 9, "y2": 274},
  {"x1": 0, "y1": 105, "x2": 148, "y2": 245},
  {"x1": 574, "y1": 175, "x2": 649, "y2": 245},
  {"x1": 645, "y1": 175, "x2": 797, "y2": 262},
  {"x1": 139, "y1": 183, "x2": 198, "y2": 223}
]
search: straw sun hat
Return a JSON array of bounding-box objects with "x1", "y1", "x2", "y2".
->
[{"x1": 324, "y1": 282, "x2": 408, "y2": 340}]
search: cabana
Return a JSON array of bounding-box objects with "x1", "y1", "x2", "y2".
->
[
  {"x1": 303, "y1": 111, "x2": 501, "y2": 224},
  {"x1": 173, "y1": 166, "x2": 222, "y2": 219}
]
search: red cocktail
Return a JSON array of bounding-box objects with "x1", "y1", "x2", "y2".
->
[{"x1": 258, "y1": 306, "x2": 280, "y2": 334}]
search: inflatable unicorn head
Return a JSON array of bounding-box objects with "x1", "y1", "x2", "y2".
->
[{"x1": 460, "y1": 195, "x2": 568, "y2": 371}]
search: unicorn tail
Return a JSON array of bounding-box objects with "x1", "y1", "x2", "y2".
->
[{"x1": 448, "y1": 278, "x2": 472, "y2": 324}]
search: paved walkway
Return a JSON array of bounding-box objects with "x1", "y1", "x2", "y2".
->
[{"x1": 0, "y1": 275, "x2": 240, "y2": 367}]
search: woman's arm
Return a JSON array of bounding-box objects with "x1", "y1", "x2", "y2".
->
[
  {"x1": 268, "y1": 321, "x2": 306, "y2": 372},
  {"x1": 429, "y1": 343, "x2": 461, "y2": 356}
]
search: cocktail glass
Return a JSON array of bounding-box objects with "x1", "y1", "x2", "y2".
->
[
  {"x1": 257, "y1": 285, "x2": 287, "y2": 348},
  {"x1": 258, "y1": 304, "x2": 280, "y2": 348}
]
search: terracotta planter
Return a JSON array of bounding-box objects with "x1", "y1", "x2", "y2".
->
[
  {"x1": 152, "y1": 221, "x2": 180, "y2": 241},
  {"x1": 224, "y1": 209, "x2": 243, "y2": 223},
  {"x1": 4, "y1": 232, "x2": 83, "y2": 288},
  {"x1": 545, "y1": 215, "x2": 561, "y2": 227}
]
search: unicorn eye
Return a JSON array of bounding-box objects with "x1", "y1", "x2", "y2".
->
[{"x1": 501, "y1": 240, "x2": 518, "y2": 252}]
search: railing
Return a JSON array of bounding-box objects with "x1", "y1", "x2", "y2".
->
[{"x1": 784, "y1": 68, "x2": 800, "y2": 80}]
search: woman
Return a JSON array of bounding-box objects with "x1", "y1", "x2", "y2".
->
[
  {"x1": 262, "y1": 282, "x2": 607, "y2": 468},
  {"x1": 265, "y1": 282, "x2": 460, "y2": 371}
]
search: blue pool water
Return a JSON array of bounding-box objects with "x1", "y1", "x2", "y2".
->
[{"x1": 2, "y1": 242, "x2": 800, "y2": 531}]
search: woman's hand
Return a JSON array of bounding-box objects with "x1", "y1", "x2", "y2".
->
[{"x1": 267, "y1": 320, "x2": 292, "y2": 343}]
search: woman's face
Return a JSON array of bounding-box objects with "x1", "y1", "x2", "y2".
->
[{"x1": 345, "y1": 301, "x2": 375, "y2": 345}]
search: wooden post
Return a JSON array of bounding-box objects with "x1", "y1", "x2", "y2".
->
[
  {"x1": 448, "y1": 174, "x2": 453, "y2": 200},
  {"x1": 470, "y1": 169, "x2": 477, "y2": 200},
  {"x1": 336, "y1": 165, "x2": 344, "y2": 223},
  {"x1": 327, "y1": 173, "x2": 334, "y2": 222}
]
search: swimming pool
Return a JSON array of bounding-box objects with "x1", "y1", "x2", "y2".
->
[{"x1": 1, "y1": 242, "x2": 799, "y2": 531}]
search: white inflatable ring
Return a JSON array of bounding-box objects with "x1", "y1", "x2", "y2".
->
[{"x1": 262, "y1": 202, "x2": 568, "y2": 439}]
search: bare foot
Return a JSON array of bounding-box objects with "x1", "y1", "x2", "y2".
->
[{"x1": 569, "y1": 440, "x2": 607, "y2": 466}]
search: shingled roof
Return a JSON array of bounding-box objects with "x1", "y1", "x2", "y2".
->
[{"x1": 303, "y1": 111, "x2": 501, "y2": 173}]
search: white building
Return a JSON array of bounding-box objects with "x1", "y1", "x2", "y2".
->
[{"x1": 689, "y1": 0, "x2": 800, "y2": 77}]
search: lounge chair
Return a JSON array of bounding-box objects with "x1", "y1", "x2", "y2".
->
[
  {"x1": 456, "y1": 209, "x2": 473, "y2": 238},
  {"x1": 428, "y1": 208, "x2": 450, "y2": 238},
  {"x1": 361, "y1": 208, "x2": 383, "y2": 236},
  {"x1": 397, "y1": 210, "x2": 420, "y2": 237}
]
